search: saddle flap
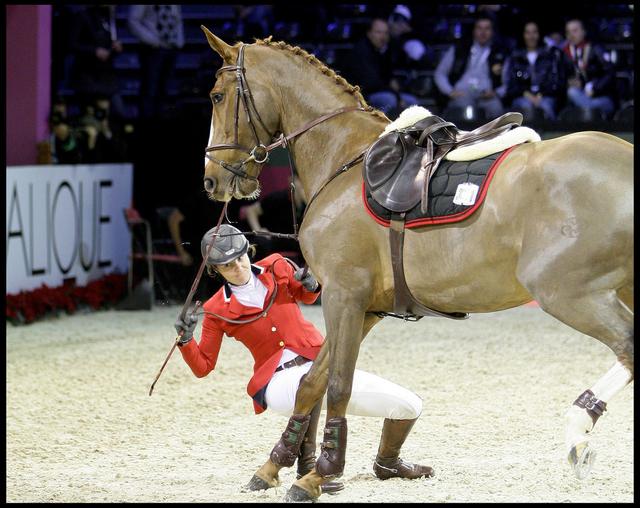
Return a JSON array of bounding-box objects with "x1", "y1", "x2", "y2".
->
[
  {"x1": 364, "y1": 132, "x2": 426, "y2": 213},
  {"x1": 364, "y1": 133, "x2": 404, "y2": 189}
]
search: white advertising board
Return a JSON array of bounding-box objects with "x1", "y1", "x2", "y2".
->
[{"x1": 6, "y1": 164, "x2": 133, "y2": 294}]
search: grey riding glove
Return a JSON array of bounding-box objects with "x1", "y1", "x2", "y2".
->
[
  {"x1": 174, "y1": 311, "x2": 199, "y2": 345},
  {"x1": 294, "y1": 268, "x2": 319, "y2": 292}
]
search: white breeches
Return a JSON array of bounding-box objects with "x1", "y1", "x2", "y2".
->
[{"x1": 264, "y1": 362, "x2": 423, "y2": 420}]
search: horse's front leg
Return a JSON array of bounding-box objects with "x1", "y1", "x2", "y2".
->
[
  {"x1": 286, "y1": 289, "x2": 367, "y2": 501},
  {"x1": 245, "y1": 344, "x2": 330, "y2": 491}
]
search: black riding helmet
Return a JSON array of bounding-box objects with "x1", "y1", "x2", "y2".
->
[{"x1": 201, "y1": 224, "x2": 249, "y2": 265}]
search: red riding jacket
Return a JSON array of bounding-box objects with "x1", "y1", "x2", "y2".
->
[{"x1": 178, "y1": 254, "x2": 322, "y2": 414}]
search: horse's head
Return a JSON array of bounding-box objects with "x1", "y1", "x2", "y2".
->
[{"x1": 201, "y1": 27, "x2": 282, "y2": 202}]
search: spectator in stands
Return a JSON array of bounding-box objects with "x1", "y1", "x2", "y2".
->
[
  {"x1": 128, "y1": 5, "x2": 185, "y2": 119},
  {"x1": 563, "y1": 19, "x2": 616, "y2": 118},
  {"x1": 544, "y1": 29, "x2": 565, "y2": 50},
  {"x1": 68, "y1": 5, "x2": 126, "y2": 119},
  {"x1": 387, "y1": 5, "x2": 434, "y2": 70},
  {"x1": 434, "y1": 13, "x2": 507, "y2": 120},
  {"x1": 339, "y1": 18, "x2": 419, "y2": 117},
  {"x1": 241, "y1": 175, "x2": 306, "y2": 263},
  {"x1": 503, "y1": 21, "x2": 568, "y2": 121},
  {"x1": 477, "y1": 4, "x2": 518, "y2": 51},
  {"x1": 48, "y1": 98, "x2": 95, "y2": 164},
  {"x1": 77, "y1": 96, "x2": 130, "y2": 162}
]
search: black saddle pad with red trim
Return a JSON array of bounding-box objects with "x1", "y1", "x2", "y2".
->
[{"x1": 363, "y1": 147, "x2": 514, "y2": 228}]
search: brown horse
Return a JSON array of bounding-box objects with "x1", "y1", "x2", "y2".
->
[{"x1": 199, "y1": 28, "x2": 633, "y2": 501}]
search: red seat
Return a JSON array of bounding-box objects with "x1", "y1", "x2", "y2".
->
[{"x1": 123, "y1": 207, "x2": 183, "y2": 308}]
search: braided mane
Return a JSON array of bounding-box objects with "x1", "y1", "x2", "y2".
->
[{"x1": 252, "y1": 37, "x2": 389, "y2": 123}]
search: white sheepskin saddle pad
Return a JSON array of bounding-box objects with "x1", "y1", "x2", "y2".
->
[{"x1": 380, "y1": 106, "x2": 541, "y2": 161}]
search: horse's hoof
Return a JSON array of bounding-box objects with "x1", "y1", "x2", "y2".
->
[
  {"x1": 284, "y1": 484, "x2": 318, "y2": 503},
  {"x1": 568, "y1": 442, "x2": 597, "y2": 479},
  {"x1": 243, "y1": 474, "x2": 279, "y2": 492}
]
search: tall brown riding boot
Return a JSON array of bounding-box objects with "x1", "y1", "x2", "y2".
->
[
  {"x1": 373, "y1": 418, "x2": 435, "y2": 480},
  {"x1": 296, "y1": 401, "x2": 345, "y2": 494}
]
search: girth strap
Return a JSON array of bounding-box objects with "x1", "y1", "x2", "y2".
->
[{"x1": 388, "y1": 213, "x2": 468, "y2": 320}]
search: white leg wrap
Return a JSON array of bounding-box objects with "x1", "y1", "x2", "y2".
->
[
  {"x1": 565, "y1": 405, "x2": 594, "y2": 452},
  {"x1": 590, "y1": 361, "x2": 632, "y2": 402},
  {"x1": 565, "y1": 361, "x2": 632, "y2": 454}
]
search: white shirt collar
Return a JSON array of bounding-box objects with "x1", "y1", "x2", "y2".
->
[
  {"x1": 228, "y1": 271, "x2": 268, "y2": 309},
  {"x1": 223, "y1": 263, "x2": 265, "y2": 301}
]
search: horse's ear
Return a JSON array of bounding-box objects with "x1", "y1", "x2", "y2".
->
[{"x1": 201, "y1": 25, "x2": 236, "y2": 62}]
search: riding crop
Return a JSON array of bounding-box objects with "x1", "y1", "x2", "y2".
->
[{"x1": 148, "y1": 201, "x2": 229, "y2": 396}]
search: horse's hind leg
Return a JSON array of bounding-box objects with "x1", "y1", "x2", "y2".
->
[{"x1": 535, "y1": 288, "x2": 633, "y2": 479}]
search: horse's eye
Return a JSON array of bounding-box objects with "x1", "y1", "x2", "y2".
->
[{"x1": 211, "y1": 93, "x2": 224, "y2": 104}]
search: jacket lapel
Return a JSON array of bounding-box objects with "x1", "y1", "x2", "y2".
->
[{"x1": 256, "y1": 263, "x2": 276, "y2": 305}]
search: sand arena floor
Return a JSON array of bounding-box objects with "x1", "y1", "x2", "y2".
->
[{"x1": 6, "y1": 304, "x2": 634, "y2": 502}]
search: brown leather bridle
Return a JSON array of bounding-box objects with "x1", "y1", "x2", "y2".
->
[{"x1": 204, "y1": 43, "x2": 366, "y2": 183}]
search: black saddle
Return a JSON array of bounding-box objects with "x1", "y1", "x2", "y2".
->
[{"x1": 364, "y1": 112, "x2": 523, "y2": 213}]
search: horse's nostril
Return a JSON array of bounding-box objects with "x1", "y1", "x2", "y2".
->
[{"x1": 204, "y1": 177, "x2": 216, "y2": 193}]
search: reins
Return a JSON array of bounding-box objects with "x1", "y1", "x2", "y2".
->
[
  {"x1": 205, "y1": 146, "x2": 367, "y2": 243},
  {"x1": 205, "y1": 42, "x2": 372, "y2": 236},
  {"x1": 205, "y1": 43, "x2": 366, "y2": 181},
  {"x1": 150, "y1": 43, "x2": 374, "y2": 394},
  {"x1": 300, "y1": 149, "x2": 367, "y2": 223},
  {"x1": 197, "y1": 278, "x2": 278, "y2": 324},
  {"x1": 148, "y1": 222, "x2": 303, "y2": 395},
  {"x1": 149, "y1": 201, "x2": 229, "y2": 396},
  {"x1": 196, "y1": 256, "x2": 301, "y2": 324}
]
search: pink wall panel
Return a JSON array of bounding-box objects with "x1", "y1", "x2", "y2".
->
[{"x1": 6, "y1": 5, "x2": 52, "y2": 166}]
